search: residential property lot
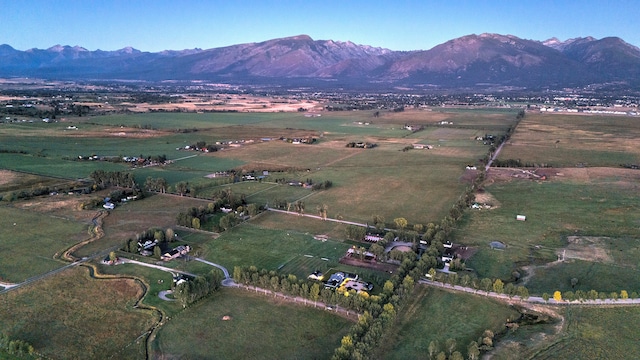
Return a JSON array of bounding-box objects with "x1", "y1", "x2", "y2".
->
[{"x1": 153, "y1": 287, "x2": 351, "y2": 360}]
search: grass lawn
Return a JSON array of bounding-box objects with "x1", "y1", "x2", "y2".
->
[
  {"x1": 94, "y1": 262, "x2": 186, "y2": 317},
  {"x1": 152, "y1": 287, "x2": 352, "y2": 359},
  {"x1": 0, "y1": 205, "x2": 86, "y2": 282},
  {"x1": 379, "y1": 285, "x2": 520, "y2": 359},
  {"x1": 197, "y1": 222, "x2": 352, "y2": 273},
  {"x1": 77, "y1": 193, "x2": 213, "y2": 257},
  {"x1": 250, "y1": 211, "x2": 348, "y2": 239},
  {"x1": 0, "y1": 266, "x2": 154, "y2": 359}
]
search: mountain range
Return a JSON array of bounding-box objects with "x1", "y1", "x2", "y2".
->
[{"x1": 2, "y1": 33, "x2": 640, "y2": 91}]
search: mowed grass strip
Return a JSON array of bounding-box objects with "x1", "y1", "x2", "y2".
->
[
  {"x1": 153, "y1": 287, "x2": 351, "y2": 359},
  {"x1": 380, "y1": 286, "x2": 520, "y2": 360},
  {"x1": 0, "y1": 266, "x2": 154, "y2": 359},
  {"x1": 198, "y1": 223, "x2": 351, "y2": 272},
  {"x1": 0, "y1": 206, "x2": 86, "y2": 282}
]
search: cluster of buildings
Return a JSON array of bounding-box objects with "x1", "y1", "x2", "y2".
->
[{"x1": 308, "y1": 271, "x2": 373, "y2": 294}]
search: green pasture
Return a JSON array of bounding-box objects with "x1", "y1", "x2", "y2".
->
[
  {"x1": 301, "y1": 164, "x2": 468, "y2": 226},
  {"x1": 381, "y1": 285, "x2": 520, "y2": 359},
  {"x1": 526, "y1": 259, "x2": 640, "y2": 295},
  {"x1": 499, "y1": 113, "x2": 640, "y2": 166},
  {"x1": 508, "y1": 307, "x2": 640, "y2": 360},
  {"x1": 0, "y1": 129, "x2": 185, "y2": 159},
  {"x1": 94, "y1": 262, "x2": 186, "y2": 316},
  {"x1": 153, "y1": 287, "x2": 351, "y2": 359},
  {"x1": 76, "y1": 194, "x2": 212, "y2": 257},
  {"x1": 458, "y1": 178, "x2": 640, "y2": 284},
  {"x1": 0, "y1": 267, "x2": 153, "y2": 359},
  {"x1": 250, "y1": 211, "x2": 348, "y2": 239},
  {"x1": 0, "y1": 206, "x2": 86, "y2": 282},
  {"x1": 214, "y1": 140, "x2": 360, "y2": 169},
  {"x1": 0, "y1": 171, "x2": 76, "y2": 194},
  {"x1": 90, "y1": 112, "x2": 302, "y2": 129},
  {"x1": 0, "y1": 153, "x2": 126, "y2": 179},
  {"x1": 197, "y1": 223, "x2": 351, "y2": 272}
]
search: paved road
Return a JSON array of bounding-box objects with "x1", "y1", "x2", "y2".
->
[
  {"x1": 158, "y1": 290, "x2": 175, "y2": 301},
  {"x1": 0, "y1": 245, "x2": 121, "y2": 295},
  {"x1": 119, "y1": 258, "x2": 196, "y2": 277},
  {"x1": 419, "y1": 279, "x2": 640, "y2": 306}
]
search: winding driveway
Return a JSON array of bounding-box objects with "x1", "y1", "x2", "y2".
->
[
  {"x1": 190, "y1": 257, "x2": 235, "y2": 286},
  {"x1": 119, "y1": 258, "x2": 196, "y2": 277}
]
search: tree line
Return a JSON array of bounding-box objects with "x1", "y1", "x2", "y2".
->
[
  {"x1": 121, "y1": 227, "x2": 176, "y2": 258},
  {"x1": 544, "y1": 289, "x2": 639, "y2": 303},
  {"x1": 173, "y1": 270, "x2": 224, "y2": 308},
  {"x1": 0, "y1": 333, "x2": 34, "y2": 358},
  {"x1": 89, "y1": 170, "x2": 137, "y2": 190}
]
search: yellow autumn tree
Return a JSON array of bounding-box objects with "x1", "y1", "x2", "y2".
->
[{"x1": 553, "y1": 290, "x2": 562, "y2": 302}]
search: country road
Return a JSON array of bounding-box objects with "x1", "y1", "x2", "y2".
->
[
  {"x1": 0, "y1": 245, "x2": 120, "y2": 295},
  {"x1": 419, "y1": 279, "x2": 640, "y2": 306},
  {"x1": 267, "y1": 207, "x2": 370, "y2": 227}
]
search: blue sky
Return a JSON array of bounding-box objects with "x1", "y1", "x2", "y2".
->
[{"x1": 2, "y1": 0, "x2": 638, "y2": 51}]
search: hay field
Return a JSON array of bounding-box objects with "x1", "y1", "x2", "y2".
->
[
  {"x1": 459, "y1": 166, "x2": 640, "y2": 290},
  {"x1": 0, "y1": 267, "x2": 154, "y2": 359},
  {"x1": 0, "y1": 206, "x2": 86, "y2": 282},
  {"x1": 498, "y1": 113, "x2": 640, "y2": 166}
]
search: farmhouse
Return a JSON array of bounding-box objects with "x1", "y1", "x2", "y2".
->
[
  {"x1": 365, "y1": 235, "x2": 383, "y2": 243},
  {"x1": 346, "y1": 247, "x2": 376, "y2": 261},
  {"x1": 308, "y1": 271, "x2": 324, "y2": 281},
  {"x1": 412, "y1": 144, "x2": 433, "y2": 150},
  {"x1": 161, "y1": 245, "x2": 191, "y2": 261}
]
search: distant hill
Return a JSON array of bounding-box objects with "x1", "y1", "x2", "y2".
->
[{"x1": 1, "y1": 33, "x2": 639, "y2": 91}]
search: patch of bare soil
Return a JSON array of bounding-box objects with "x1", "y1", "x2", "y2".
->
[
  {"x1": 65, "y1": 127, "x2": 169, "y2": 139},
  {"x1": 487, "y1": 167, "x2": 640, "y2": 186},
  {"x1": 563, "y1": 236, "x2": 613, "y2": 263},
  {"x1": 0, "y1": 170, "x2": 17, "y2": 186},
  {"x1": 520, "y1": 235, "x2": 614, "y2": 286},
  {"x1": 454, "y1": 246, "x2": 479, "y2": 260},
  {"x1": 15, "y1": 194, "x2": 99, "y2": 223},
  {"x1": 338, "y1": 257, "x2": 398, "y2": 273},
  {"x1": 474, "y1": 191, "x2": 501, "y2": 209},
  {"x1": 486, "y1": 167, "x2": 557, "y2": 184},
  {"x1": 394, "y1": 245, "x2": 412, "y2": 252},
  {"x1": 554, "y1": 167, "x2": 640, "y2": 183}
]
